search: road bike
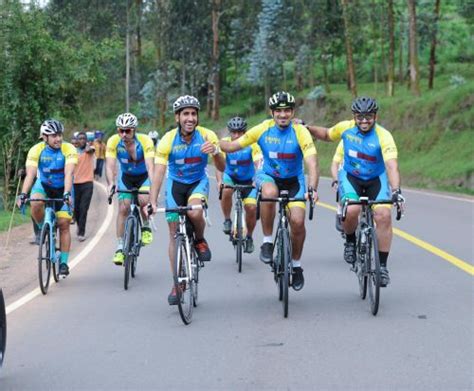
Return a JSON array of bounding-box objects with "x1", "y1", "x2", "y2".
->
[
  {"x1": 108, "y1": 187, "x2": 149, "y2": 291},
  {"x1": 257, "y1": 189, "x2": 314, "y2": 318},
  {"x1": 155, "y1": 199, "x2": 208, "y2": 325},
  {"x1": 219, "y1": 183, "x2": 255, "y2": 273},
  {"x1": 342, "y1": 197, "x2": 402, "y2": 315},
  {"x1": 0, "y1": 288, "x2": 6, "y2": 367}
]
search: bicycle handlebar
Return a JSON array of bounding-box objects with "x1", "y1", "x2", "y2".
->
[
  {"x1": 218, "y1": 183, "x2": 255, "y2": 200},
  {"x1": 257, "y1": 190, "x2": 314, "y2": 221},
  {"x1": 341, "y1": 197, "x2": 403, "y2": 221},
  {"x1": 108, "y1": 186, "x2": 150, "y2": 205}
]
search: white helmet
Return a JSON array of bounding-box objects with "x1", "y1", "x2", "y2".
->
[
  {"x1": 172, "y1": 95, "x2": 200, "y2": 113},
  {"x1": 116, "y1": 113, "x2": 138, "y2": 128},
  {"x1": 40, "y1": 119, "x2": 64, "y2": 136},
  {"x1": 148, "y1": 131, "x2": 159, "y2": 140}
]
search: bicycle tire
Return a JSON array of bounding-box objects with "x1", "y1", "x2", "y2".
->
[
  {"x1": 174, "y1": 235, "x2": 193, "y2": 325},
  {"x1": 357, "y1": 230, "x2": 368, "y2": 300},
  {"x1": 131, "y1": 224, "x2": 140, "y2": 278},
  {"x1": 123, "y1": 217, "x2": 135, "y2": 291},
  {"x1": 236, "y1": 206, "x2": 243, "y2": 273},
  {"x1": 281, "y1": 229, "x2": 290, "y2": 318},
  {"x1": 367, "y1": 227, "x2": 381, "y2": 316},
  {"x1": 38, "y1": 224, "x2": 52, "y2": 295},
  {"x1": 0, "y1": 288, "x2": 6, "y2": 367},
  {"x1": 52, "y1": 234, "x2": 60, "y2": 283},
  {"x1": 192, "y1": 249, "x2": 199, "y2": 307}
]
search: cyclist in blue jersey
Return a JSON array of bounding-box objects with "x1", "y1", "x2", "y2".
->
[
  {"x1": 307, "y1": 97, "x2": 404, "y2": 286},
  {"x1": 106, "y1": 113, "x2": 155, "y2": 265},
  {"x1": 149, "y1": 95, "x2": 226, "y2": 305},
  {"x1": 220, "y1": 92, "x2": 319, "y2": 291},
  {"x1": 18, "y1": 119, "x2": 77, "y2": 276},
  {"x1": 216, "y1": 117, "x2": 262, "y2": 253}
]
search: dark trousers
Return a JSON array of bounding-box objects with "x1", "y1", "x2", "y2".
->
[
  {"x1": 73, "y1": 182, "x2": 94, "y2": 236},
  {"x1": 95, "y1": 159, "x2": 104, "y2": 178}
]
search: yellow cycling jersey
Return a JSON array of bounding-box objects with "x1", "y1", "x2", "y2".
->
[{"x1": 333, "y1": 140, "x2": 344, "y2": 164}]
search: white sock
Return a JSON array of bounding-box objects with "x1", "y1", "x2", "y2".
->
[
  {"x1": 117, "y1": 238, "x2": 124, "y2": 251},
  {"x1": 263, "y1": 236, "x2": 273, "y2": 244},
  {"x1": 292, "y1": 260, "x2": 301, "y2": 268}
]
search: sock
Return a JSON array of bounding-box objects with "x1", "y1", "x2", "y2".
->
[
  {"x1": 292, "y1": 260, "x2": 301, "y2": 268},
  {"x1": 60, "y1": 252, "x2": 69, "y2": 265},
  {"x1": 346, "y1": 233, "x2": 356, "y2": 243},
  {"x1": 263, "y1": 235, "x2": 273, "y2": 244},
  {"x1": 143, "y1": 220, "x2": 150, "y2": 228},
  {"x1": 36, "y1": 221, "x2": 44, "y2": 230},
  {"x1": 117, "y1": 237, "x2": 124, "y2": 251},
  {"x1": 379, "y1": 251, "x2": 389, "y2": 267}
]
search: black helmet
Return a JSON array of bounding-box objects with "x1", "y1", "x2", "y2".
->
[
  {"x1": 351, "y1": 97, "x2": 379, "y2": 114},
  {"x1": 227, "y1": 116, "x2": 247, "y2": 132},
  {"x1": 268, "y1": 91, "x2": 296, "y2": 110}
]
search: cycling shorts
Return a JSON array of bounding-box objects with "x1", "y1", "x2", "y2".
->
[
  {"x1": 256, "y1": 171, "x2": 306, "y2": 209},
  {"x1": 31, "y1": 180, "x2": 73, "y2": 220},
  {"x1": 223, "y1": 173, "x2": 257, "y2": 206},
  {"x1": 338, "y1": 170, "x2": 391, "y2": 209},
  {"x1": 165, "y1": 176, "x2": 209, "y2": 223},
  {"x1": 117, "y1": 172, "x2": 150, "y2": 201}
]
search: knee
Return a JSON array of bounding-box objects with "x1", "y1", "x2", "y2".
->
[
  {"x1": 261, "y1": 185, "x2": 277, "y2": 198},
  {"x1": 375, "y1": 209, "x2": 391, "y2": 227},
  {"x1": 119, "y1": 203, "x2": 130, "y2": 216}
]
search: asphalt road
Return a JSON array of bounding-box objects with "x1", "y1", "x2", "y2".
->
[{"x1": 0, "y1": 178, "x2": 472, "y2": 390}]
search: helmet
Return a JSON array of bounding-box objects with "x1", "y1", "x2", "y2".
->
[
  {"x1": 351, "y1": 97, "x2": 379, "y2": 114},
  {"x1": 173, "y1": 95, "x2": 200, "y2": 113},
  {"x1": 148, "y1": 131, "x2": 159, "y2": 140},
  {"x1": 268, "y1": 91, "x2": 296, "y2": 110},
  {"x1": 227, "y1": 117, "x2": 247, "y2": 132},
  {"x1": 40, "y1": 119, "x2": 64, "y2": 136},
  {"x1": 116, "y1": 113, "x2": 138, "y2": 129}
]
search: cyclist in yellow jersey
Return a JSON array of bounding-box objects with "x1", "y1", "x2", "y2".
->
[
  {"x1": 307, "y1": 97, "x2": 404, "y2": 286},
  {"x1": 220, "y1": 91, "x2": 319, "y2": 291},
  {"x1": 18, "y1": 119, "x2": 77, "y2": 276},
  {"x1": 106, "y1": 113, "x2": 155, "y2": 265}
]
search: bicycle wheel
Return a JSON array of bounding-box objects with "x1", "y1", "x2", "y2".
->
[
  {"x1": 0, "y1": 288, "x2": 6, "y2": 367},
  {"x1": 281, "y1": 229, "x2": 291, "y2": 318},
  {"x1": 131, "y1": 225, "x2": 140, "y2": 278},
  {"x1": 236, "y1": 206, "x2": 243, "y2": 273},
  {"x1": 192, "y1": 249, "x2": 199, "y2": 308},
  {"x1": 356, "y1": 231, "x2": 367, "y2": 300},
  {"x1": 123, "y1": 217, "x2": 135, "y2": 291},
  {"x1": 174, "y1": 235, "x2": 193, "y2": 325},
  {"x1": 52, "y1": 234, "x2": 60, "y2": 283},
  {"x1": 367, "y1": 227, "x2": 381, "y2": 315},
  {"x1": 38, "y1": 224, "x2": 52, "y2": 295}
]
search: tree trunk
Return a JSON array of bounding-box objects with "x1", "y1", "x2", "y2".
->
[
  {"x1": 398, "y1": 15, "x2": 404, "y2": 82},
  {"x1": 428, "y1": 0, "x2": 441, "y2": 89},
  {"x1": 407, "y1": 0, "x2": 421, "y2": 96},
  {"x1": 308, "y1": 53, "x2": 315, "y2": 87},
  {"x1": 210, "y1": 0, "x2": 221, "y2": 121},
  {"x1": 380, "y1": 5, "x2": 386, "y2": 89},
  {"x1": 371, "y1": 0, "x2": 378, "y2": 91},
  {"x1": 387, "y1": 0, "x2": 395, "y2": 96},
  {"x1": 341, "y1": 0, "x2": 357, "y2": 97},
  {"x1": 322, "y1": 53, "x2": 331, "y2": 93},
  {"x1": 125, "y1": 0, "x2": 131, "y2": 111}
]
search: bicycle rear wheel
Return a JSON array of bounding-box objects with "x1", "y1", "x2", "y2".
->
[
  {"x1": 174, "y1": 236, "x2": 193, "y2": 325},
  {"x1": 38, "y1": 224, "x2": 52, "y2": 295},
  {"x1": 0, "y1": 288, "x2": 6, "y2": 367},
  {"x1": 356, "y1": 231, "x2": 367, "y2": 300},
  {"x1": 281, "y1": 229, "x2": 290, "y2": 318},
  {"x1": 192, "y1": 249, "x2": 199, "y2": 308},
  {"x1": 367, "y1": 228, "x2": 381, "y2": 315},
  {"x1": 123, "y1": 217, "x2": 135, "y2": 291}
]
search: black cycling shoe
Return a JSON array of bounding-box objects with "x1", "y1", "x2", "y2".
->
[
  {"x1": 59, "y1": 263, "x2": 69, "y2": 276},
  {"x1": 168, "y1": 287, "x2": 179, "y2": 306},
  {"x1": 223, "y1": 219, "x2": 232, "y2": 235},
  {"x1": 344, "y1": 241, "x2": 357, "y2": 264},
  {"x1": 380, "y1": 267, "x2": 390, "y2": 287},
  {"x1": 244, "y1": 236, "x2": 254, "y2": 253},
  {"x1": 195, "y1": 238, "x2": 212, "y2": 262},
  {"x1": 259, "y1": 242, "x2": 273, "y2": 264},
  {"x1": 292, "y1": 267, "x2": 305, "y2": 291}
]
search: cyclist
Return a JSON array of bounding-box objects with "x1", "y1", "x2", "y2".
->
[
  {"x1": 149, "y1": 95, "x2": 225, "y2": 305},
  {"x1": 106, "y1": 113, "x2": 155, "y2": 265},
  {"x1": 148, "y1": 130, "x2": 160, "y2": 147},
  {"x1": 216, "y1": 116, "x2": 262, "y2": 253},
  {"x1": 18, "y1": 119, "x2": 77, "y2": 276},
  {"x1": 309, "y1": 97, "x2": 403, "y2": 286},
  {"x1": 220, "y1": 91, "x2": 319, "y2": 291}
]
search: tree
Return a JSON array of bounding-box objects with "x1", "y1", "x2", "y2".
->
[
  {"x1": 341, "y1": 0, "x2": 357, "y2": 97},
  {"x1": 428, "y1": 0, "x2": 441, "y2": 89},
  {"x1": 208, "y1": 0, "x2": 222, "y2": 120},
  {"x1": 407, "y1": 0, "x2": 421, "y2": 96},
  {"x1": 387, "y1": 0, "x2": 396, "y2": 96}
]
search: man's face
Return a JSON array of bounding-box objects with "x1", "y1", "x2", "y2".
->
[
  {"x1": 272, "y1": 107, "x2": 294, "y2": 128},
  {"x1": 77, "y1": 134, "x2": 87, "y2": 148},
  {"x1": 176, "y1": 108, "x2": 198, "y2": 135},
  {"x1": 117, "y1": 127, "x2": 135, "y2": 142},
  {"x1": 229, "y1": 130, "x2": 245, "y2": 141},
  {"x1": 45, "y1": 133, "x2": 63, "y2": 149},
  {"x1": 354, "y1": 113, "x2": 376, "y2": 132}
]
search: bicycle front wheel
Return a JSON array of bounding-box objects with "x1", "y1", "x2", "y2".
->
[
  {"x1": 356, "y1": 231, "x2": 367, "y2": 300},
  {"x1": 280, "y1": 229, "x2": 291, "y2": 318},
  {"x1": 0, "y1": 288, "x2": 6, "y2": 367},
  {"x1": 123, "y1": 217, "x2": 135, "y2": 291},
  {"x1": 38, "y1": 224, "x2": 52, "y2": 295},
  {"x1": 367, "y1": 227, "x2": 381, "y2": 315},
  {"x1": 174, "y1": 236, "x2": 193, "y2": 325},
  {"x1": 131, "y1": 225, "x2": 140, "y2": 278},
  {"x1": 236, "y1": 208, "x2": 243, "y2": 273}
]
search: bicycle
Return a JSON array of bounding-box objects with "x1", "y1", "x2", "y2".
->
[
  {"x1": 0, "y1": 288, "x2": 6, "y2": 367},
  {"x1": 219, "y1": 183, "x2": 255, "y2": 273},
  {"x1": 154, "y1": 199, "x2": 208, "y2": 325},
  {"x1": 341, "y1": 197, "x2": 402, "y2": 316},
  {"x1": 108, "y1": 186, "x2": 149, "y2": 291},
  {"x1": 26, "y1": 198, "x2": 67, "y2": 295},
  {"x1": 257, "y1": 189, "x2": 314, "y2": 318}
]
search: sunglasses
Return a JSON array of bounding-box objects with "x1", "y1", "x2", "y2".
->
[
  {"x1": 355, "y1": 114, "x2": 376, "y2": 121},
  {"x1": 118, "y1": 128, "x2": 133, "y2": 134}
]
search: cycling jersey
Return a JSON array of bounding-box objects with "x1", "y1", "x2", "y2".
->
[
  {"x1": 238, "y1": 119, "x2": 316, "y2": 179},
  {"x1": 106, "y1": 133, "x2": 155, "y2": 176},
  {"x1": 221, "y1": 136, "x2": 262, "y2": 181},
  {"x1": 155, "y1": 126, "x2": 219, "y2": 184},
  {"x1": 331, "y1": 121, "x2": 397, "y2": 181},
  {"x1": 26, "y1": 142, "x2": 78, "y2": 188}
]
